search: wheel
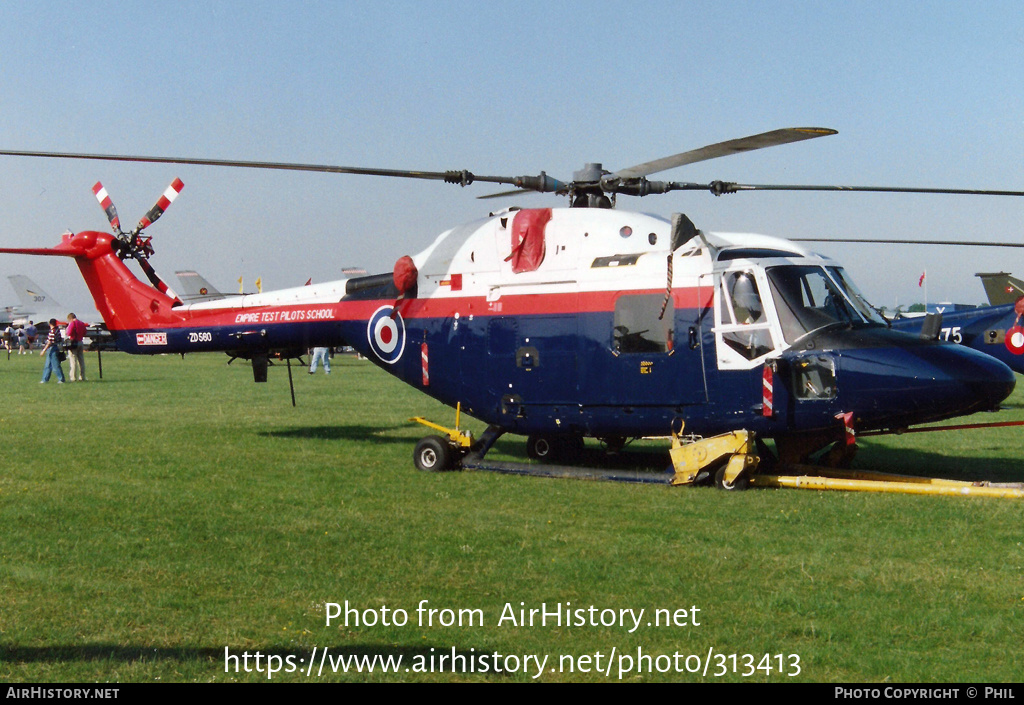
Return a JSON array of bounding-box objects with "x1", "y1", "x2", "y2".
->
[
  {"x1": 526, "y1": 434, "x2": 583, "y2": 464},
  {"x1": 413, "y1": 435, "x2": 453, "y2": 472},
  {"x1": 714, "y1": 464, "x2": 749, "y2": 491},
  {"x1": 526, "y1": 435, "x2": 556, "y2": 460}
]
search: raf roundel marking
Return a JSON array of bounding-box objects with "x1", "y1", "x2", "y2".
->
[
  {"x1": 1005, "y1": 325, "x2": 1024, "y2": 355},
  {"x1": 368, "y1": 306, "x2": 406, "y2": 364}
]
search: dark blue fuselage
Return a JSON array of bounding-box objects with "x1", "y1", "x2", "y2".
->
[{"x1": 337, "y1": 305, "x2": 1016, "y2": 441}]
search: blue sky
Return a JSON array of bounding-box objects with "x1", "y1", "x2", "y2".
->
[{"x1": 1, "y1": 1, "x2": 1022, "y2": 309}]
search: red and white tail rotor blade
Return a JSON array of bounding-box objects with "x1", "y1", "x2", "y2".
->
[
  {"x1": 136, "y1": 256, "x2": 182, "y2": 306},
  {"x1": 92, "y1": 181, "x2": 122, "y2": 233},
  {"x1": 135, "y1": 178, "x2": 184, "y2": 232}
]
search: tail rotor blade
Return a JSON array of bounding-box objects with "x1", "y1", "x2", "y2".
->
[
  {"x1": 136, "y1": 256, "x2": 182, "y2": 305},
  {"x1": 91, "y1": 181, "x2": 121, "y2": 233},
  {"x1": 136, "y1": 178, "x2": 184, "y2": 232}
]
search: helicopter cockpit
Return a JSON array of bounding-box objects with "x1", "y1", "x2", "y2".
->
[
  {"x1": 767, "y1": 265, "x2": 887, "y2": 344},
  {"x1": 712, "y1": 255, "x2": 887, "y2": 370}
]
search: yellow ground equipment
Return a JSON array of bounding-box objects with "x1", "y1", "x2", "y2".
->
[
  {"x1": 410, "y1": 411, "x2": 1022, "y2": 498},
  {"x1": 410, "y1": 403, "x2": 474, "y2": 471},
  {"x1": 669, "y1": 424, "x2": 759, "y2": 489},
  {"x1": 754, "y1": 467, "x2": 1024, "y2": 499}
]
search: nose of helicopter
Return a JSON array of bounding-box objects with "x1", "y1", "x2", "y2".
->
[
  {"x1": 934, "y1": 343, "x2": 1017, "y2": 412},
  {"x1": 834, "y1": 337, "x2": 1016, "y2": 429}
]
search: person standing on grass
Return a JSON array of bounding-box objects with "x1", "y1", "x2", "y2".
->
[
  {"x1": 309, "y1": 346, "x2": 331, "y2": 374},
  {"x1": 65, "y1": 312, "x2": 87, "y2": 381},
  {"x1": 39, "y1": 319, "x2": 66, "y2": 384}
]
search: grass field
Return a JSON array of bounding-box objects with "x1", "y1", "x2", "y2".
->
[{"x1": 1, "y1": 349, "x2": 1022, "y2": 682}]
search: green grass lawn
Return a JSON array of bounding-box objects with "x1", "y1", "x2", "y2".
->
[{"x1": 1, "y1": 351, "x2": 1022, "y2": 682}]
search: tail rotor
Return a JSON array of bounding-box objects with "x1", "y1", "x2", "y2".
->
[{"x1": 90, "y1": 178, "x2": 185, "y2": 305}]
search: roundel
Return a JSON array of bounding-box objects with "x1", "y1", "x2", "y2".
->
[
  {"x1": 367, "y1": 306, "x2": 406, "y2": 364},
  {"x1": 1005, "y1": 325, "x2": 1024, "y2": 356}
]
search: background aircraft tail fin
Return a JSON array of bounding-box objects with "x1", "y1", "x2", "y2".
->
[
  {"x1": 7, "y1": 274, "x2": 62, "y2": 311},
  {"x1": 175, "y1": 270, "x2": 226, "y2": 302},
  {"x1": 976, "y1": 272, "x2": 1024, "y2": 306}
]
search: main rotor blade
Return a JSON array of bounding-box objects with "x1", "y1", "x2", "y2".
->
[
  {"x1": 614, "y1": 127, "x2": 837, "y2": 180},
  {"x1": 0, "y1": 149, "x2": 525, "y2": 189},
  {"x1": 478, "y1": 188, "x2": 531, "y2": 200},
  {"x1": 792, "y1": 238, "x2": 1024, "y2": 248},
  {"x1": 699, "y1": 182, "x2": 1024, "y2": 197}
]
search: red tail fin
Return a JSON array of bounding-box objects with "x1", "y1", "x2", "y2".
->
[{"x1": 0, "y1": 231, "x2": 185, "y2": 331}]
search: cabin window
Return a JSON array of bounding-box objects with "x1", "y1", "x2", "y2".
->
[{"x1": 613, "y1": 294, "x2": 673, "y2": 354}]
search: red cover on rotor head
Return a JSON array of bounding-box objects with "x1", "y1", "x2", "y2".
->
[{"x1": 507, "y1": 208, "x2": 552, "y2": 274}]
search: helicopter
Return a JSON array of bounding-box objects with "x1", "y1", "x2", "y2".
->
[{"x1": 0, "y1": 127, "x2": 1021, "y2": 486}]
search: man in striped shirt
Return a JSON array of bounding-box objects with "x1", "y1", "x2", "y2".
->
[{"x1": 39, "y1": 319, "x2": 66, "y2": 384}]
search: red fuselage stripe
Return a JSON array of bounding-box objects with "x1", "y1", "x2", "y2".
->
[{"x1": 109, "y1": 288, "x2": 714, "y2": 330}]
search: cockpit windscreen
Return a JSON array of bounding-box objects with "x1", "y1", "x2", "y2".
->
[{"x1": 767, "y1": 265, "x2": 885, "y2": 344}]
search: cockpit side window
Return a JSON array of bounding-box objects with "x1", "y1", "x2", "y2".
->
[
  {"x1": 723, "y1": 271, "x2": 764, "y2": 325},
  {"x1": 716, "y1": 270, "x2": 776, "y2": 364}
]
